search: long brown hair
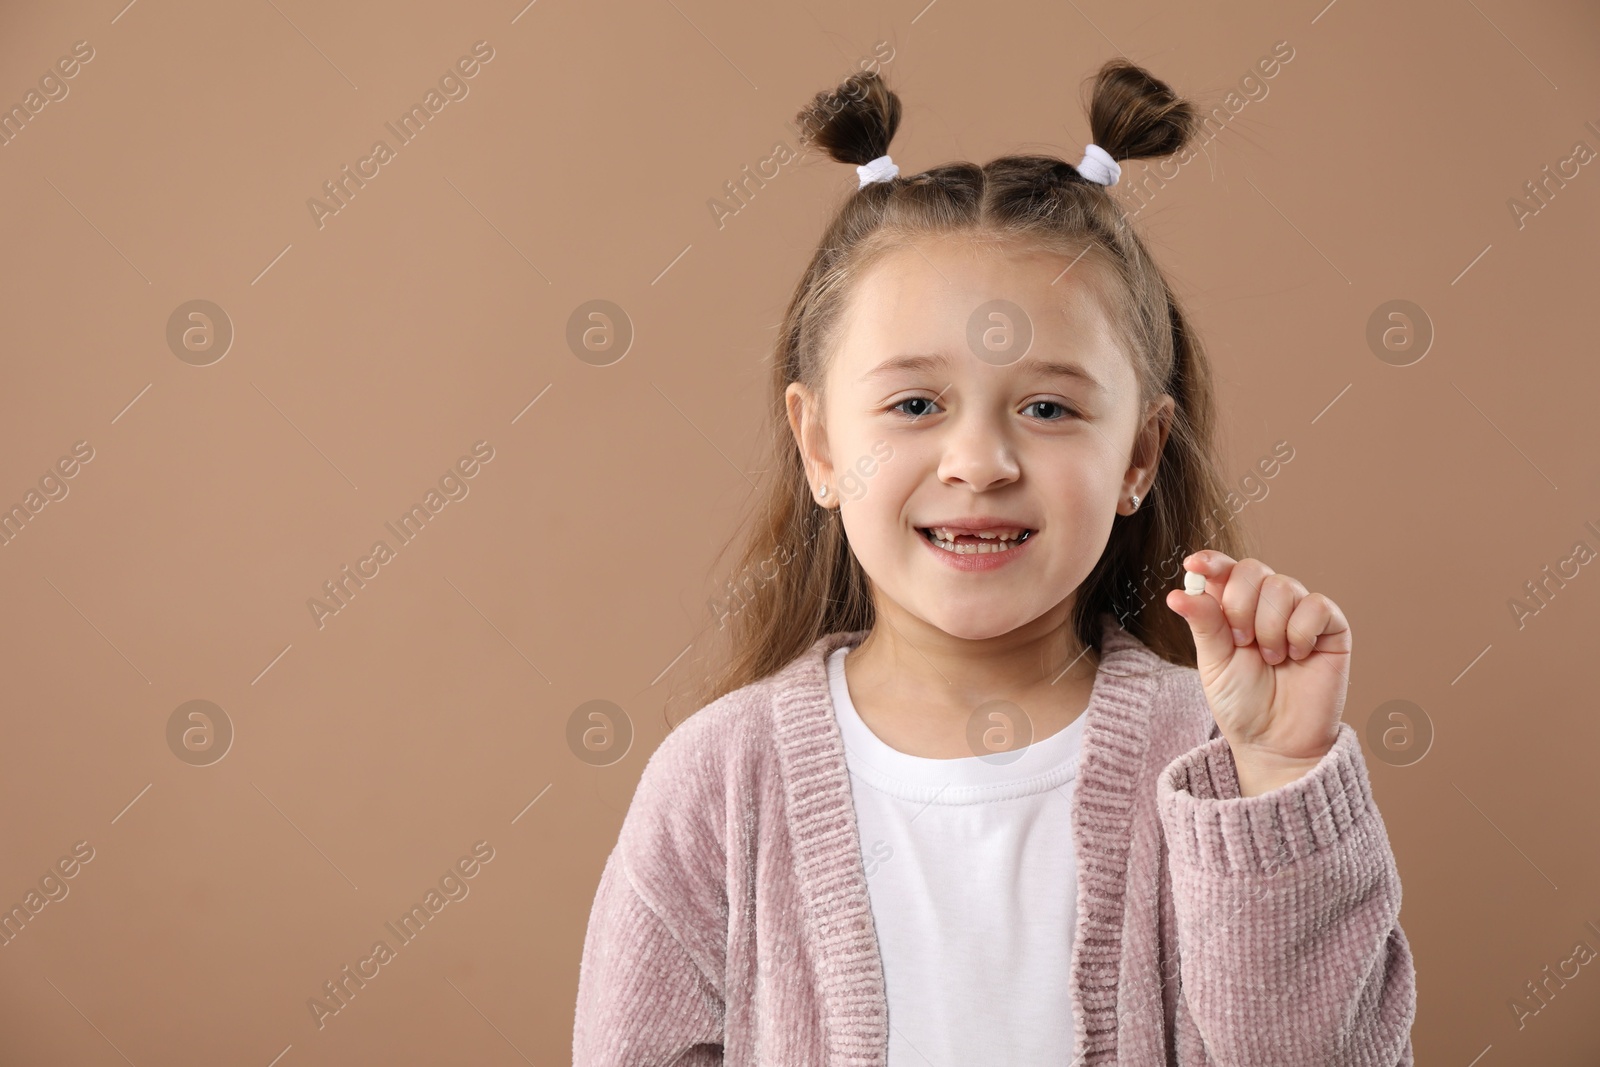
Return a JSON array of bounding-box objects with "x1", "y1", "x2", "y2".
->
[{"x1": 674, "y1": 59, "x2": 1251, "y2": 720}]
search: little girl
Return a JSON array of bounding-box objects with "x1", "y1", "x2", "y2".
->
[{"x1": 573, "y1": 59, "x2": 1415, "y2": 1066}]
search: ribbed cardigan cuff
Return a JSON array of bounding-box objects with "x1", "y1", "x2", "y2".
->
[{"x1": 1156, "y1": 721, "x2": 1376, "y2": 876}]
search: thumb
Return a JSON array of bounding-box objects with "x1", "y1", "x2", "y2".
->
[{"x1": 1165, "y1": 576, "x2": 1237, "y2": 670}]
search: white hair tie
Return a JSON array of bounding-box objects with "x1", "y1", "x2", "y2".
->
[
  {"x1": 1076, "y1": 143, "x2": 1121, "y2": 186},
  {"x1": 856, "y1": 146, "x2": 1119, "y2": 188},
  {"x1": 856, "y1": 153, "x2": 899, "y2": 188}
]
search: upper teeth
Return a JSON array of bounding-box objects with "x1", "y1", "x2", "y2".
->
[{"x1": 928, "y1": 527, "x2": 1026, "y2": 541}]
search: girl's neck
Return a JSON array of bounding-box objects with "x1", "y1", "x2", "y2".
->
[{"x1": 840, "y1": 605, "x2": 1099, "y2": 759}]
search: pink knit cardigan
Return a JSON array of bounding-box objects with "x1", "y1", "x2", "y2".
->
[{"x1": 573, "y1": 613, "x2": 1416, "y2": 1065}]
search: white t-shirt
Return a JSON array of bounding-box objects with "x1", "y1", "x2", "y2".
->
[{"x1": 827, "y1": 644, "x2": 1087, "y2": 1064}]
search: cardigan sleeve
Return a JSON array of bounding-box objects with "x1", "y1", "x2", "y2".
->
[
  {"x1": 1156, "y1": 720, "x2": 1417, "y2": 1066},
  {"x1": 572, "y1": 847, "x2": 725, "y2": 1065},
  {"x1": 573, "y1": 715, "x2": 733, "y2": 1065}
]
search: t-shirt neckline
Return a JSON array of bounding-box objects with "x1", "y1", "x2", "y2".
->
[{"x1": 826, "y1": 644, "x2": 1087, "y2": 803}]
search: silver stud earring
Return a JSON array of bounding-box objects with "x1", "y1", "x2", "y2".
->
[
  {"x1": 819, "y1": 484, "x2": 828, "y2": 499},
  {"x1": 1129, "y1": 494, "x2": 1140, "y2": 512}
]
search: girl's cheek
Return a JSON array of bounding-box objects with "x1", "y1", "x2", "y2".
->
[{"x1": 829, "y1": 432, "x2": 906, "y2": 504}]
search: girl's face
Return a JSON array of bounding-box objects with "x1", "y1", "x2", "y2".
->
[{"x1": 787, "y1": 237, "x2": 1172, "y2": 642}]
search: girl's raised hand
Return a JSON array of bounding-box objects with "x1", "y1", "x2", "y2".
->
[{"x1": 1164, "y1": 551, "x2": 1350, "y2": 797}]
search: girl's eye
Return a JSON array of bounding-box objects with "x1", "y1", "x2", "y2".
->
[
  {"x1": 1024, "y1": 400, "x2": 1080, "y2": 421},
  {"x1": 890, "y1": 397, "x2": 941, "y2": 419},
  {"x1": 888, "y1": 397, "x2": 1081, "y2": 420}
]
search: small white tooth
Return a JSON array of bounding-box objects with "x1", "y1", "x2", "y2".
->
[
  {"x1": 928, "y1": 535, "x2": 1024, "y2": 554},
  {"x1": 931, "y1": 527, "x2": 1024, "y2": 541}
]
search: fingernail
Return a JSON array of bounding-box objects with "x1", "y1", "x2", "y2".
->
[{"x1": 1232, "y1": 628, "x2": 1249, "y2": 646}]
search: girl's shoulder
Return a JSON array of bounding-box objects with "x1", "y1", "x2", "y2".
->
[
  {"x1": 619, "y1": 630, "x2": 855, "y2": 853},
  {"x1": 605, "y1": 642, "x2": 850, "y2": 936},
  {"x1": 619, "y1": 649, "x2": 814, "y2": 844},
  {"x1": 645, "y1": 627, "x2": 861, "y2": 776},
  {"x1": 649, "y1": 663, "x2": 793, "y2": 778}
]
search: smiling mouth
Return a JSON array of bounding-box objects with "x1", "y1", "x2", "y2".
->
[{"x1": 917, "y1": 528, "x2": 1035, "y2": 554}]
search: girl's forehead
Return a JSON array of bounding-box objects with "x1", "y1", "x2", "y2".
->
[
  {"x1": 865, "y1": 235, "x2": 1097, "y2": 282},
  {"x1": 833, "y1": 244, "x2": 1127, "y2": 385},
  {"x1": 846, "y1": 242, "x2": 1112, "y2": 327}
]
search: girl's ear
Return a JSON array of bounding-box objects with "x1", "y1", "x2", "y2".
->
[
  {"x1": 1125, "y1": 392, "x2": 1175, "y2": 499},
  {"x1": 785, "y1": 381, "x2": 834, "y2": 494}
]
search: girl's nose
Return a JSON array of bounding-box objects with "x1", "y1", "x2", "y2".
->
[{"x1": 936, "y1": 422, "x2": 1020, "y2": 492}]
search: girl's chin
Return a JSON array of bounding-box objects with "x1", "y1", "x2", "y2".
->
[{"x1": 907, "y1": 602, "x2": 1042, "y2": 641}]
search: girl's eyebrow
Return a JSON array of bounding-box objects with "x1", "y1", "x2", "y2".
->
[{"x1": 860, "y1": 351, "x2": 1104, "y2": 393}]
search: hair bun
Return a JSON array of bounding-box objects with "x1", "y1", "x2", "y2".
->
[
  {"x1": 1086, "y1": 59, "x2": 1196, "y2": 165},
  {"x1": 794, "y1": 69, "x2": 902, "y2": 168}
]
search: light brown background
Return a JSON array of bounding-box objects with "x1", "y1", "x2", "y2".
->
[{"x1": 1, "y1": 0, "x2": 1597, "y2": 1062}]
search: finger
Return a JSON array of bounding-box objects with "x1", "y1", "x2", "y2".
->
[
  {"x1": 1218, "y1": 558, "x2": 1275, "y2": 647},
  {"x1": 1291, "y1": 592, "x2": 1353, "y2": 657},
  {"x1": 1182, "y1": 549, "x2": 1237, "y2": 598},
  {"x1": 1253, "y1": 573, "x2": 1308, "y2": 664},
  {"x1": 1165, "y1": 580, "x2": 1237, "y2": 669},
  {"x1": 1282, "y1": 592, "x2": 1330, "y2": 660}
]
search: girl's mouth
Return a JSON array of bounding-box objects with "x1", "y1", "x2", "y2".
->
[{"x1": 916, "y1": 527, "x2": 1034, "y2": 555}]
